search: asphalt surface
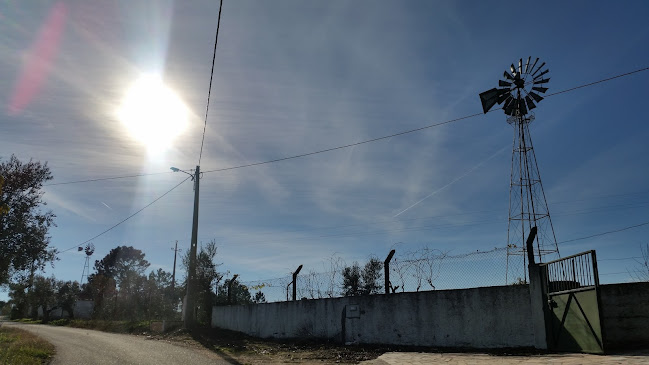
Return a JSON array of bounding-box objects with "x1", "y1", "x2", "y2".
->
[{"x1": 4, "y1": 322, "x2": 232, "y2": 365}]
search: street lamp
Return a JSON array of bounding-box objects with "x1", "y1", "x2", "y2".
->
[{"x1": 171, "y1": 165, "x2": 200, "y2": 329}]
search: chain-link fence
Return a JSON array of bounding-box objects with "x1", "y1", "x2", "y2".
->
[{"x1": 236, "y1": 246, "x2": 524, "y2": 303}]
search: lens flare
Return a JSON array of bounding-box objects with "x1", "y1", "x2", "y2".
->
[{"x1": 8, "y1": 2, "x2": 67, "y2": 115}]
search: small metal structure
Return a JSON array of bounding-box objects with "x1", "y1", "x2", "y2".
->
[
  {"x1": 479, "y1": 57, "x2": 559, "y2": 282},
  {"x1": 540, "y1": 251, "x2": 605, "y2": 353},
  {"x1": 227, "y1": 274, "x2": 239, "y2": 304},
  {"x1": 80, "y1": 243, "x2": 95, "y2": 285},
  {"x1": 384, "y1": 250, "x2": 395, "y2": 294}
]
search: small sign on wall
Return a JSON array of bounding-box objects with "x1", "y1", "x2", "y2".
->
[{"x1": 346, "y1": 304, "x2": 360, "y2": 319}]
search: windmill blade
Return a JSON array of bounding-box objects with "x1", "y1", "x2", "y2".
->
[
  {"x1": 518, "y1": 58, "x2": 523, "y2": 74},
  {"x1": 532, "y1": 86, "x2": 548, "y2": 93},
  {"x1": 532, "y1": 62, "x2": 546, "y2": 76},
  {"x1": 504, "y1": 102, "x2": 515, "y2": 115},
  {"x1": 525, "y1": 95, "x2": 537, "y2": 110},
  {"x1": 533, "y1": 78, "x2": 550, "y2": 84},
  {"x1": 510, "y1": 64, "x2": 516, "y2": 75},
  {"x1": 533, "y1": 69, "x2": 549, "y2": 80},
  {"x1": 529, "y1": 91, "x2": 544, "y2": 103},
  {"x1": 529, "y1": 58, "x2": 539, "y2": 74},
  {"x1": 524, "y1": 56, "x2": 531, "y2": 73},
  {"x1": 479, "y1": 88, "x2": 500, "y2": 113},
  {"x1": 499, "y1": 80, "x2": 512, "y2": 87},
  {"x1": 503, "y1": 71, "x2": 514, "y2": 80},
  {"x1": 497, "y1": 90, "x2": 511, "y2": 104},
  {"x1": 503, "y1": 96, "x2": 515, "y2": 114}
]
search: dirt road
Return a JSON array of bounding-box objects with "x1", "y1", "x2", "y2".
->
[{"x1": 4, "y1": 322, "x2": 234, "y2": 365}]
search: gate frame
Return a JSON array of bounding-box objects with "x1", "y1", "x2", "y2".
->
[{"x1": 539, "y1": 250, "x2": 606, "y2": 353}]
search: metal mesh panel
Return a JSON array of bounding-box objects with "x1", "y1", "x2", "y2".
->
[{"x1": 238, "y1": 247, "x2": 521, "y2": 303}]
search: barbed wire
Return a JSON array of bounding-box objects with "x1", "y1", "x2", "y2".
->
[{"x1": 239, "y1": 246, "x2": 517, "y2": 303}]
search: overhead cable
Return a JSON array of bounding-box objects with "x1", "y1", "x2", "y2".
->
[
  {"x1": 198, "y1": 0, "x2": 224, "y2": 165},
  {"x1": 558, "y1": 219, "x2": 649, "y2": 244},
  {"x1": 59, "y1": 176, "x2": 191, "y2": 253},
  {"x1": 44, "y1": 66, "x2": 649, "y2": 186}
]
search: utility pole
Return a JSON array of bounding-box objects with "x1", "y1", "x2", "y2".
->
[
  {"x1": 174, "y1": 165, "x2": 199, "y2": 329},
  {"x1": 171, "y1": 241, "x2": 180, "y2": 293}
]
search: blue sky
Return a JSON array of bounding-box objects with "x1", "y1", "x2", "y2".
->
[{"x1": 1, "y1": 0, "x2": 648, "y2": 300}]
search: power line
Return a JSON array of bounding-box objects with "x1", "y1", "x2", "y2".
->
[
  {"x1": 44, "y1": 171, "x2": 175, "y2": 186},
  {"x1": 544, "y1": 66, "x2": 649, "y2": 97},
  {"x1": 42, "y1": 66, "x2": 649, "y2": 186},
  {"x1": 59, "y1": 176, "x2": 191, "y2": 254},
  {"x1": 599, "y1": 257, "x2": 642, "y2": 261},
  {"x1": 194, "y1": 66, "x2": 649, "y2": 173},
  {"x1": 198, "y1": 0, "x2": 224, "y2": 166},
  {"x1": 202, "y1": 112, "x2": 485, "y2": 173},
  {"x1": 558, "y1": 220, "x2": 649, "y2": 245}
]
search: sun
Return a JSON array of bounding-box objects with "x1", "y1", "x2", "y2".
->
[{"x1": 117, "y1": 74, "x2": 189, "y2": 152}]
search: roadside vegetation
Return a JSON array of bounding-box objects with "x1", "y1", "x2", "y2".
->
[
  {"x1": 13, "y1": 318, "x2": 150, "y2": 335},
  {"x1": 0, "y1": 326, "x2": 55, "y2": 365},
  {"x1": 50, "y1": 319, "x2": 150, "y2": 334}
]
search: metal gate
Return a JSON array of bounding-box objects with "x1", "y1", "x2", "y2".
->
[{"x1": 540, "y1": 250, "x2": 605, "y2": 353}]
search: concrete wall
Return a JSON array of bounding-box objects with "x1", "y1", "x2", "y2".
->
[
  {"x1": 600, "y1": 282, "x2": 649, "y2": 350},
  {"x1": 213, "y1": 285, "x2": 535, "y2": 348},
  {"x1": 73, "y1": 300, "x2": 93, "y2": 319},
  {"x1": 35, "y1": 300, "x2": 94, "y2": 320}
]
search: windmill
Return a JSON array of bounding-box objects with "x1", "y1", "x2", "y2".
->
[
  {"x1": 479, "y1": 57, "x2": 559, "y2": 283},
  {"x1": 80, "y1": 243, "x2": 95, "y2": 285}
]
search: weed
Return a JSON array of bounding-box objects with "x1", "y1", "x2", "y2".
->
[
  {"x1": 0, "y1": 327, "x2": 55, "y2": 365},
  {"x1": 49, "y1": 319, "x2": 70, "y2": 326}
]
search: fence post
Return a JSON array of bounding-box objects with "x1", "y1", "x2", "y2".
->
[
  {"x1": 292, "y1": 265, "x2": 303, "y2": 301},
  {"x1": 384, "y1": 249, "x2": 395, "y2": 294},
  {"x1": 227, "y1": 274, "x2": 238, "y2": 304},
  {"x1": 526, "y1": 226, "x2": 537, "y2": 266},
  {"x1": 526, "y1": 226, "x2": 548, "y2": 349}
]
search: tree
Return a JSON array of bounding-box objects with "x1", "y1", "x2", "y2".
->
[
  {"x1": 143, "y1": 268, "x2": 177, "y2": 320},
  {"x1": 361, "y1": 258, "x2": 383, "y2": 295},
  {"x1": 630, "y1": 243, "x2": 649, "y2": 282},
  {"x1": 0, "y1": 176, "x2": 10, "y2": 215},
  {"x1": 182, "y1": 240, "x2": 223, "y2": 324},
  {"x1": 0, "y1": 300, "x2": 10, "y2": 316},
  {"x1": 342, "y1": 258, "x2": 383, "y2": 296},
  {"x1": 216, "y1": 278, "x2": 251, "y2": 305},
  {"x1": 252, "y1": 291, "x2": 266, "y2": 304},
  {"x1": 56, "y1": 280, "x2": 81, "y2": 319},
  {"x1": 30, "y1": 275, "x2": 57, "y2": 322},
  {"x1": 88, "y1": 246, "x2": 149, "y2": 319},
  {"x1": 341, "y1": 262, "x2": 362, "y2": 296},
  {"x1": 9, "y1": 275, "x2": 81, "y2": 321},
  {"x1": 8, "y1": 280, "x2": 29, "y2": 319},
  {"x1": 0, "y1": 155, "x2": 56, "y2": 285}
]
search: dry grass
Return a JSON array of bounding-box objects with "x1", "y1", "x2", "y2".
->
[{"x1": 0, "y1": 326, "x2": 55, "y2": 365}]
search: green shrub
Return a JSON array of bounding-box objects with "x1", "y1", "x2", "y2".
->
[{"x1": 48, "y1": 319, "x2": 70, "y2": 326}]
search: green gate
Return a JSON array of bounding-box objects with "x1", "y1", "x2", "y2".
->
[{"x1": 540, "y1": 251, "x2": 605, "y2": 353}]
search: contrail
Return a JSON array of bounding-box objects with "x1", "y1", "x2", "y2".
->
[
  {"x1": 100, "y1": 201, "x2": 113, "y2": 210},
  {"x1": 393, "y1": 145, "x2": 508, "y2": 218}
]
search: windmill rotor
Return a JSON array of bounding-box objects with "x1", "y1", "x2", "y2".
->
[
  {"x1": 84, "y1": 243, "x2": 95, "y2": 257},
  {"x1": 479, "y1": 57, "x2": 550, "y2": 116}
]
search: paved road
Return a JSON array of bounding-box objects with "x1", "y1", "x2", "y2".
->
[
  {"x1": 4, "y1": 322, "x2": 233, "y2": 365},
  {"x1": 361, "y1": 351, "x2": 649, "y2": 365}
]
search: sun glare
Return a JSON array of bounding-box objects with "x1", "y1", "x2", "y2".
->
[{"x1": 117, "y1": 74, "x2": 188, "y2": 152}]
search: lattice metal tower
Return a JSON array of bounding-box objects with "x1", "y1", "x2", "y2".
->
[
  {"x1": 80, "y1": 243, "x2": 95, "y2": 285},
  {"x1": 479, "y1": 57, "x2": 560, "y2": 283}
]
